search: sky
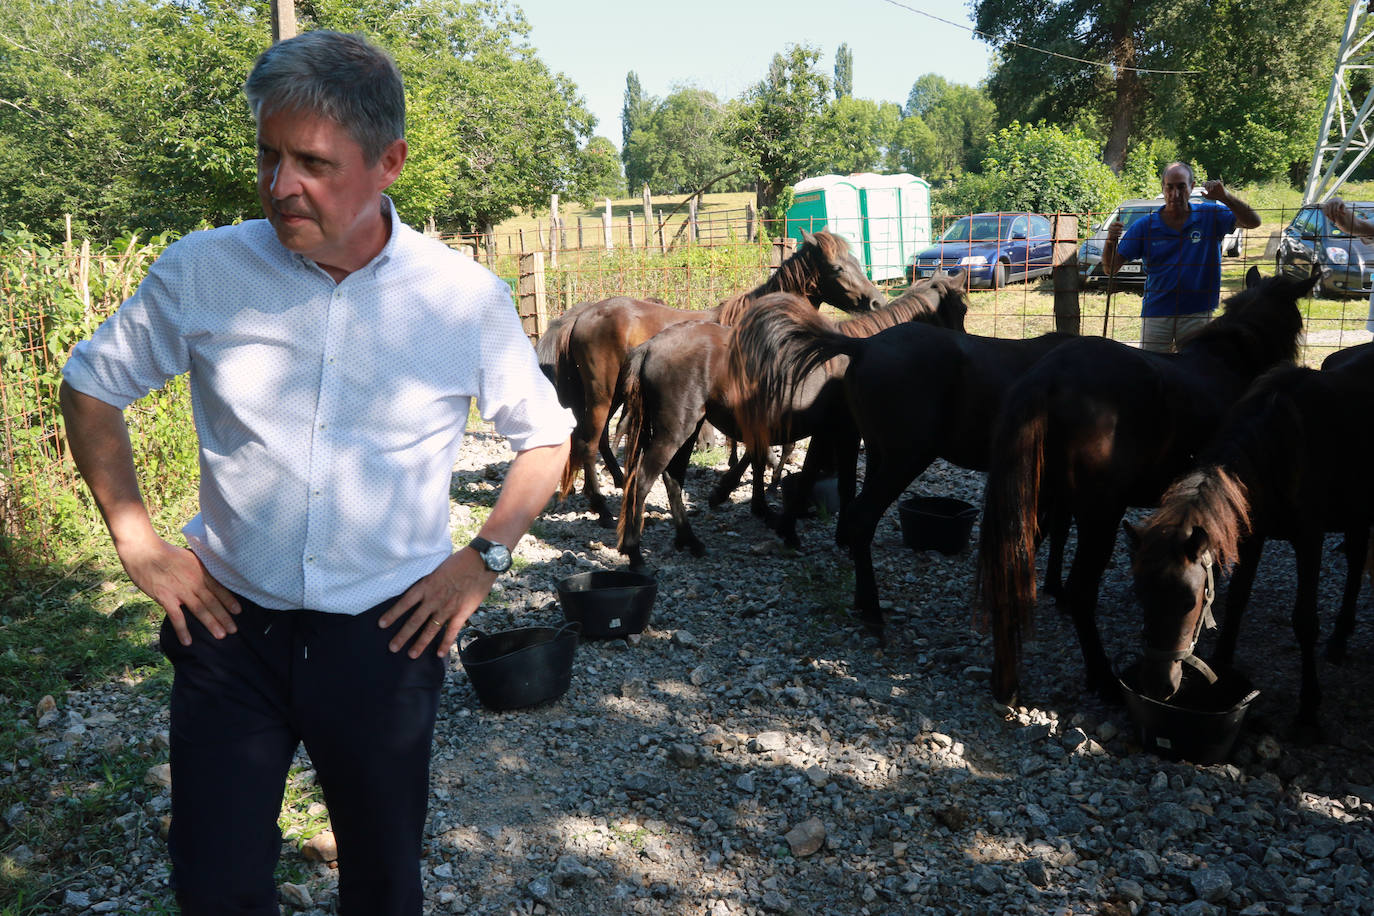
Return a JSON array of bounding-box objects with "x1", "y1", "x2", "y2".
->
[{"x1": 510, "y1": 0, "x2": 995, "y2": 149}]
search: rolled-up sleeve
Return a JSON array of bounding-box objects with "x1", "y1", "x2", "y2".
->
[{"x1": 62, "y1": 240, "x2": 193, "y2": 408}]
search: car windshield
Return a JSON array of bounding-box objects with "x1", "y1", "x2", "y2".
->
[
  {"x1": 940, "y1": 216, "x2": 1011, "y2": 242},
  {"x1": 1113, "y1": 207, "x2": 1153, "y2": 231}
]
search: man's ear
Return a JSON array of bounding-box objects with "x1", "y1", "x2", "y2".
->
[{"x1": 376, "y1": 138, "x2": 407, "y2": 191}]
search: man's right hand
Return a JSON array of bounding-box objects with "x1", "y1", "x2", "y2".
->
[{"x1": 118, "y1": 533, "x2": 240, "y2": 645}]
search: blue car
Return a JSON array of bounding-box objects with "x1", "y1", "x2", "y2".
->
[{"x1": 906, "y1": 212, "x2": 1055, "y2": 289}]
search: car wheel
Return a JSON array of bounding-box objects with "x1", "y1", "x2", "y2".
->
[{"x1": 992, "y1": 261, "x2": 1008, "y2": 290}]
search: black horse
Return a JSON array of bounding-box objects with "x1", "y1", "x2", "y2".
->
[
  {"x1": 615, "y1": 278, "x2": 968, "y2": 570},
  {"x1": 979, "y1": 268, "x2": 1317, "y2": 706},
  {"x1": 729, "y1": 300, "x2": 1073, "y2": 636},
  {"x1": 1124, "y1": 341, "x2": 1374, "y2": 726}
]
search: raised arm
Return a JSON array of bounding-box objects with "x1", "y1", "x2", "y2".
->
[
  {"x1": 1322, "y1": 196, "x2": 1374, "y2": 240},
  {"x1": 1202, "y1": 180, "x2": 1261, "y2": 230},
  {"x1": 60, "y1": 381, "x2": 239, "y2": 644}
]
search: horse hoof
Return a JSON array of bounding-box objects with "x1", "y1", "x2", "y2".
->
[{"x1": 596, "y1": 513, "x2": 617, "y2": 530}]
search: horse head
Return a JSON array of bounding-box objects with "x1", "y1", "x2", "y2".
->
[
  {"x1": 798, "y1": 230, "x2": 884, "y2": 313},
  {"x1": 1124, "y1": 468, "x2": 1250, "y2": 700}
]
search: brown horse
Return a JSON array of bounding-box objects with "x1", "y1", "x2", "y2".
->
[
  {"x1": 537, "y1": 231, "x2": 884, "y2": 528},
  {"x1": 729, "y1": 303, "x2": 1074, "y2": 635},
  {"x1": 1124, "y1": 341, "x2": 1374, "y2": 726},
  {"x1": 978, "y1": 268, "x2": 1316, "y2": 707},
  {"x1": 615, "y1": 278, "x2": 968, "y2": 570}
]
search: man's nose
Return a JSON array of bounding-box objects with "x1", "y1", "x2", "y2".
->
[{"x1": 269, "y1": 158, "x2": 301, "y2": 199}]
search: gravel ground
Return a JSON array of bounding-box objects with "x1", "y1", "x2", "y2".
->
[{"x1": 14, "y1": 426, "x2": 1374, "y2": 915}]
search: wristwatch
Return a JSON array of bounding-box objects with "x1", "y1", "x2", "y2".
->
[{"x1": 468, "y1": 536, "x2": 512, "y2": 573}]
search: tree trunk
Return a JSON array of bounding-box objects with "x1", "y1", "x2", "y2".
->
[{"x1": 1103, "y1": 15, "x2": 1140, "y2": 174}]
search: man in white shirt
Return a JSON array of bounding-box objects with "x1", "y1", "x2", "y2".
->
[{"x1": 59, "y1": 30, "x2": 571, "y2": 914}]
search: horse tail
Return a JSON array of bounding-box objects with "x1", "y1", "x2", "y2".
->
[
  {"x1": 977, "y1": 380, "x2": 1051, "y2": 705},
  {"x1": 727, "y1": 294, "x2": 857, "y2": 454},
  {"x1": 616, "y1": 345, "x2": 653, "y2": 552},
  {"x1": 541, "y1": 310, "x2": 586, "y2": 500}
]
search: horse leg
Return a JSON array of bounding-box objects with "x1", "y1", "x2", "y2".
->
[
  {"x1": 571, "y1": 399, "x2": 617, "y2": 528},
  {"x1": 618, "y1": 422, "x2": 693, "y2": 571},
  {"x1": 1063, "y1": 513, "x2": 1126, "y2": 702},
  {"x1": 846, "y1": 452, "x2": 933, "y2": 640},
  {"x1": 1291, "y1": 533, "x2": 1325, "y2": 729},
  {"x1": 750, "y1": 452, "x2": 769, "y2": 518},
  {"x1": 1212, "y1": 535, "x2": 1263, "y2": 667},
  {"x1": 1325, "y1": 526, "x2": 1369, "y2": 662},
  {"x1": 831, "y1": 425, "x2": 861, "y2": 549},
  {"x1": 771, "y1": 442, "x2": 822, "y2": 549},
  {"x1": 599, "y1": 417, "x2": 625, "y2": 490},
  {"x1": 772, "y1": 443, "x2": 795, "y2": 487},
  {"x1": 1042, "y1": 508, "x2": 1072, "y2": 600},
  {"x1": 708, "y1": 450, "x2": 751, "y2": 507},
  {"x1": 663, "y1": 433, "x2": 706, "y2": 558}
]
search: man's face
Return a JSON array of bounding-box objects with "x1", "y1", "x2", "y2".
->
[
  {"x1": 1161, "y1": 165, "x2": 1193, "y2": 216},
  {"x1": 256, "y1": 108, "x2": 405, "y2": 275}
]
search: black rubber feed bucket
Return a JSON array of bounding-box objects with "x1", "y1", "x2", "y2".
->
[
  {"x1": 1118, "y1": 659, "x2": 1259, "y2": 764},
  {"x1": 557, "y1": 570, "x2": 657, "y2": 639},
  {"x1": 458, "y1": 622, "x2": 580, "y2": 711},
  {"x1": 898, "y1": 496, "x2": 979, "y2": 555}
]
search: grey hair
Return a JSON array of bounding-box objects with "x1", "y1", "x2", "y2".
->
[
  {"x1": 1162, "y1": 160, "x2": 1195, "y2": 184},
  {"x1": 243, "y1": 30, "x2": 405, "y2": 164}
]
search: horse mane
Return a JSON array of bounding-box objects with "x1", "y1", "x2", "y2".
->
[
  {"x1": 1139, "y1": 467, "x2": 1251, "y2": 572},
  {"x1": 1181, "y1": 272, "x2": 1310, "y2": 370},
  {"x1": 714, "y1": 232, "x2": 848, "y2": 326},
  {"x1": 837, "y1": 277, "x2": 969, "y2": 337}
]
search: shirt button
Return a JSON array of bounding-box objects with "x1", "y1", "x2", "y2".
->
[{"x1": 306, "y1": 556, "x2": 315, "y2": 564}]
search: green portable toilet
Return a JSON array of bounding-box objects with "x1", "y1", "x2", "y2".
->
[{"x1": 785, "y1": 173, "x2": 932, "y2": 282}]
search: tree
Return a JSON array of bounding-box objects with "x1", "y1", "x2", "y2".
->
[
  {"x1": 725, "y1": 45, "x2": 831, "y2": 222},
  {"x1": 810, "y1": 97, "x2": 900, "y2": 176},
  {"x1": 1173, "y1": 0, "x2": 1344, "y2": 185},
  {"x1": 577, "y1": 136, "x2": 624, "y2": 203},
  {"x1": 621, "y1": 87, "x2": 745, "y2": 195},
  {"x1": 892, "y1": 75, "x2": 996, "y2": 181},
  {"x1": 621, "y1": 71, "x2": 655, "y2": 191},
  {"x1": 833, "y1": 43, "x2": 853, "y2": 99},
  {"x1": 937, "y1": 121, "x2": 1122, "y2": 217}
]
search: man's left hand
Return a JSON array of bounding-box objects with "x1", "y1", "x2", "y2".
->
[{"x1": 380, "y1": 548, "x2": 495, "y2": 658}]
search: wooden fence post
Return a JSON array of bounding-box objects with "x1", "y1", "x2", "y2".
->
[
  {"x1": 576, "y1": 216, "x2": 584, "y2": 250},
  {"x1": 656, "y1": 210, "x2": 667, "y2": 255},
  {"x1": 517, "y1": 251, "x2": 547, "y2": 342},
  {"x1": 627, "y1": 211, "x2": 636, "y2": 249},
  {"x1": 641, "y1": 184, "x2": 652, "y2": 249},
  {"x1": 1051, "y1": 214, "x2": 1081, "y2": 336},
  {"x1": 603, "y1": 198, "x2": 614, "y2": 250},
  {"x1": 746, "y1": 201, "x2": 756, "y2": 243},
  {"x1": 770, "y1": 236, "x2": 796, "y2": 268},
  {"x1": 687, "y1": 197, "x2": 698, "y2": 244},
  {"x1": 518, "y1": 228, "x2": 527, "y2": 254}
]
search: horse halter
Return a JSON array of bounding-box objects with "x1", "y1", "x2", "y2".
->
[{"x1": 1142, "y1": 549, "x2": 1219, "y2": 685}]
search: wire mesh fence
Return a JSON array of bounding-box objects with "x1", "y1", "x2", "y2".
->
[{"x1": 4, "y1": 205, "x2": 1370, "y2": 570}]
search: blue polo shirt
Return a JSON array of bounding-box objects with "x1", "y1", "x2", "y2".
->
[{"x1": 1116, "y1": 200, "x2": 1237, "y2": 317}]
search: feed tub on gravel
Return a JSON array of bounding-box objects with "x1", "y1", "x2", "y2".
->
[
  {"x1": 459, "y1": 622, "x2": 581, "y2": 711},
  {"x1": 557, "y1": 570, "x2": 657, "y2": 639},
  {"x1": 898, "y1": 495, "x2": 979, "y2": 555}
]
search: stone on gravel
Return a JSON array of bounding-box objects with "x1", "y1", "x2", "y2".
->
[{"x1": 783, "y1": 817, "x2": 826, "y2": 857}]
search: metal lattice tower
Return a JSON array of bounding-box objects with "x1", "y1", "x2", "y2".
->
[{"x1": 1304, "y1": 0, "x2": 1374, "y2": 204}]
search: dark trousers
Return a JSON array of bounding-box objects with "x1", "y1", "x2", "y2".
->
[{"x1": 160, "y1": 593, "x2": 444, "y2": 915}]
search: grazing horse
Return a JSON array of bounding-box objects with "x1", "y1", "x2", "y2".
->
[
  {"x1": 978, "y1": 268, "x2": 1316, "y2": 706},
  {"x1": 615, "y1": 278, "x2": 969, "y2": 570},
  {"x1": 1124, "y1": 341, "x2": 1374, "y2": 726},
  {"x1": 537, "y1": 231, "x2": 884, "y2": 528},
  {"x1": 730, "y1": 306, "x2": 1074, "y2": 637}
]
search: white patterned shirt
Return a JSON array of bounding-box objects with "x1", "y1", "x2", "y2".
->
[{"x1": 63, "y1": 201, "x2": 573, "y2": 614}]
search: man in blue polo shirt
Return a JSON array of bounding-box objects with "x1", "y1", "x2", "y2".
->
[{"x1": 1101, "y1": 161, "x2": 1261, "y2": 352}]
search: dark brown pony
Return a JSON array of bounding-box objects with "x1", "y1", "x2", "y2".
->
[
  {"x1": 1124, "y1": 341, "x2": 1374, "y2": 725},
  {"x1": 978, "y1": 268, "x2": 1316, "y2": 706},
  {"x1": 729, "y1": 299, "x2": 1072, "y2": 634},
  {"x1": 536, "y1": 231, "x2": 884, "y2": 528},
  {"x1": 614, "y1": 278, "x2": 969, "y2": 570}
]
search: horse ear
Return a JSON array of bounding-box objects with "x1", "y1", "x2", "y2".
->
[
  {"x1": 1183, "y1": 525, "x2": 1210, "y2": 562},
  {"x1": 1122, "y1": 520, "x2": 1141, "y2": 555},
  {"x1": 1244, "y1": 265, "x2": 1261, "y2": 288},
  {"x1": 800, "y1": 230, "x2": 817, "y2": 248}
]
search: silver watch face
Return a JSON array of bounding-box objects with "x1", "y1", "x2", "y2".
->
[{"x1": 483, "y1": 544, "x2": 512, "y2": 572}]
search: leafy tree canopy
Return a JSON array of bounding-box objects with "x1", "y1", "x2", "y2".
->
[
  {"x1": 809, "y1": 97, "x2": 900, "y2": 177},
  {"x1": 725, "y1": 44, "x2": 831, "y2": 220},
  {"x1": 621, "y1": 86, "x2": 748, "y2": 196}
]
